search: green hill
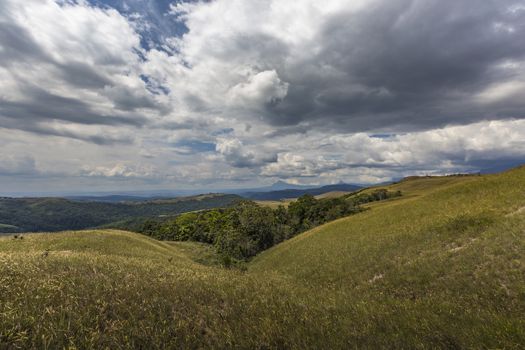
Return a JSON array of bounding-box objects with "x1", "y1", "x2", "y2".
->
[
  {"x1": 1, "y1": 167, "x2": 524, "y2": 348},
  {"x1": 0, "y1": 194, "x2": 240, "y2": 233}
]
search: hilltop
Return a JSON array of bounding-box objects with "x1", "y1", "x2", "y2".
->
[{"x1": 0, "y1": 166, "x2": 524, "y2": 348}]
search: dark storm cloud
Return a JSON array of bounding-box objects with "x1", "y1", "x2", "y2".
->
[
  {"x1": 0, "y1": 116, "x2": 134, "y2": 145},
  {"x1": 226, "y1": 154, "x2": 278, "y2": 168},
  {"x1": 57, "y1": 61, "x2": 113, "y2": 89},
  {"x1": 0, "y1": 22, "x2": 50, "y2": 64},
  {"x1": 1, "y1": 20, "x2": 109, "y2": 92},
  {"x1": 0, "y1": 87, "x2": 146, "y2": 126},
  {"x1": 104, "y1": 85, "x2": 167, "y2": 113},
  {"x1": 262, "y1": 0, "x2": 525, "y2": 132}
]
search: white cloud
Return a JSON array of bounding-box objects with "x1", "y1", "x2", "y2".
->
[
  {"x1": 227, "y1": 70, "x2": 289, "y2": 109},
  {"x1": 259, "y1": 119, "x2": 525, "y2": 182},
  {"x1": 81, "y1": 163, "x2": 156, "y2": 178},
  {"x1": 216, "y1": 137, "x2": 277, "y2": 168}
]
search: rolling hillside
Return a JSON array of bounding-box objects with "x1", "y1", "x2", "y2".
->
[{"x1": 1, "y1": 166, "x2": 524, "y2": 348}]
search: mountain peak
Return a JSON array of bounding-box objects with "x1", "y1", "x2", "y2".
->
[{"x1": 273, "y1": 180, "x2": 291, "y2": 186}]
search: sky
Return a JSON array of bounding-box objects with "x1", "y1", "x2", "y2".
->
[{"x1": 1, "y1": 0, "x2": 525, "y2": 194}]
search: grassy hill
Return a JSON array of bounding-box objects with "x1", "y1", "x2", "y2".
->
[
  {"x1": 1, "y1": 167, "x2": 524, "y2": 348},
  {"x1": 255, "y1": 190, "x2": 357, "y2": 208}
]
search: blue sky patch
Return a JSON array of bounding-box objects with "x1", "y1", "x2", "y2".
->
[
  {"x1": 87, "y1": 0, "x2": 190, "y2": 50},
  {"x1": 174, "y1": 140, "x2": 216, "y2": 153}
]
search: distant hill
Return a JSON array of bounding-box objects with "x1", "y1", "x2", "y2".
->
[
  {"x1": 242, "y1": 183, "x2": 362, "y2": 200},
  {"x1": 66, "y1": 195, "x2": 157, "y2": 203},
  {"x1": 249, "y1": 180, "x2": 315, "y2": 192},
  {"x1": 66, "y1": 193, "x2": 233, "y2": 203},
  {"x1": 222, "y1": 180, "x2": 316, "y2": 195},
  {"x1": 0, "y1": 194, "x2": 241, "y2": 233}
]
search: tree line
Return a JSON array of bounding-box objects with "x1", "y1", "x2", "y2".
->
[{"x1": 139, "y1": 189, "x2": 402, "y2": 265}]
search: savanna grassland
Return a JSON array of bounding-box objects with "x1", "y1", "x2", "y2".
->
[{"x1": 1, "y1": 166, "x2": 525, "y2": 349}]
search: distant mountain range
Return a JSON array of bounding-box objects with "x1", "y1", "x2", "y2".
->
[
  {"x1": 62, "y1": 181, "x2": 359, "y2": 203},
  {"x1": 66, "y1": 181, "x2": 363, "y2": 203},
  {"x1": 0, "y1": 177, "x2": 366, "y2": 207},
  {"x1": 227, "y1": 180, "x2": 317, "y2": 194},
  {"x1": 66, "y1": 195, "x2": 168, "y2": 203},
  {"x1": 241, "y1": 183, "x2": 362, "y2": 201}
]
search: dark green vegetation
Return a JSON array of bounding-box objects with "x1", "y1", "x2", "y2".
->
[
  {"x1": 1, "y1": 167, "x2": 524, "y2": 349},
  {"x1": 138, "y1": 190, "x2": 400, "y2": 262},
  {"x1": 0, "y1": 194, "x2": 240, "y2": 233}
]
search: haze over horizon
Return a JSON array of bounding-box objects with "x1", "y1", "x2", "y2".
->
[{"x1": 1, "y1": 0, "x2": 525, "y2": 194}]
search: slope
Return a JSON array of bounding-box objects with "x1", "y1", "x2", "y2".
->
[
  {"x1": 250, "y1": 166, "x2": 525, "y2": 347},
  {"x1": 0, "y1": 230, "x2": 349, "y2": 349}
]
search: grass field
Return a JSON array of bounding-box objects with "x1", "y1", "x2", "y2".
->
[
  {"x1": 255, "y1": 190, "x2": 355, "y2": 208},
  {"x1": 254, "y1": 199, "x2": 290, "y2": 209},
  {"x1": 1, "y1": 166, "x2": 524, "y2": 348},
  {"x1": 315, "y1": 190, "x2": 352, "y2": 199}
]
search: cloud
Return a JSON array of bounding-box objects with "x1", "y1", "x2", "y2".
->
[
  {"x1": 1, "y1": 0, "x2": 525, "y2": 192},
  {"x1": 0, "y1": 155, "x2": 38, "y2": 176},
  {"x1": 216, "y1": 137, "x2": 277, "y2": 168},
  {"x1": 167, "y1": 0, "x2": 525, "y2": 131},
  {"x1": 227, "y1": 70, "x2": 289, "y2": 110},
  {"x1": 259, "y1": 119, "x2": 525, "y2": 181},
  {"x1": 5, "y1": 0, "x2": 525, "y2": 137},
  {"x1": 81, "y1": 163, "x2": 157, "y2": 178},
  {"x1": 261, "y1": 153, "x2": 326, "y2": 178},
  {"x1": 0, "y1": 0, "x2": 167, "y2": 144}
]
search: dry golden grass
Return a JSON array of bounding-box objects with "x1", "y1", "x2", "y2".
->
[{"x1": 314, "y1": 191, "x2": 352, "y2": 199}]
